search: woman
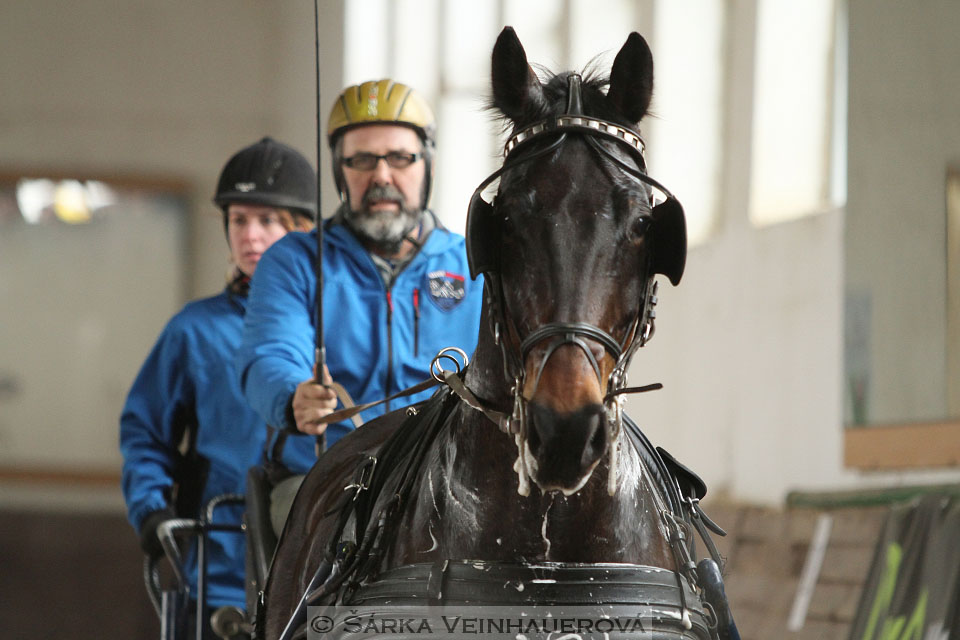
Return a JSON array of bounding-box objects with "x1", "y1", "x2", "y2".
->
[{"x1": 119, "y1": 137, "x2": 316, "y2": 626}]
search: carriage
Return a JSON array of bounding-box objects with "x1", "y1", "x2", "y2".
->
[{"x1": 143, "y1": 26, "x2": 737, "y2": 640}]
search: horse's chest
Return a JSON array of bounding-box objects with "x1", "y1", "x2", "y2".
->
[{"x1": 399, "y1": 467, "x2": 661, "y2": 565}]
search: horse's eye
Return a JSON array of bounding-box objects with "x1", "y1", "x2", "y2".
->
[
  {"x1": 628, "y1": 215, "x2": 652, "y2": 241},
  {"x1": 501, "y1": 214, "x2": 516, "y2": 237}
]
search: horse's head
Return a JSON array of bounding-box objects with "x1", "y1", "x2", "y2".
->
[{"x1": 466, "y1": 27, "x2": 686, "y2": 496}]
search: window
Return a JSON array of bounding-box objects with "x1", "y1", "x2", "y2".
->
[
  {"x1": 749, "y1": 0, "x2": 845, "y2": 225},
  {"x1": 342, "y1": 0, "x2": 725, "y2": 243},
  {"x1": 5, "y1": 178, "x2": 117, "y2": 225},
  {"x1": 650, "y1": 0, "x2": 724, "y2": 245},
  {"x1": 342, "y1": 1, "x2": 843, "y2": 239}
]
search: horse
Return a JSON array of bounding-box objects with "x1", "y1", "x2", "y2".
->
[{"x1": 259, "y1": 27, "x2": 735, "y2": 640}]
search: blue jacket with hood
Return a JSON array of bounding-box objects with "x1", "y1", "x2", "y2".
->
[
  {"x1": 120, "y1": 288, "x2": 260, "y2": 609},
  {"x1": 237, "y1": 217, "x2": 483, "y2": 473}
]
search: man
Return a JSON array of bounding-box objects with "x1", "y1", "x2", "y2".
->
[
  {"x1": 120, "y1": 137, "x2": 316, "y2": 628},
  {"x1": 237, "y1": 80, "x2": 483, "y2": 483}
]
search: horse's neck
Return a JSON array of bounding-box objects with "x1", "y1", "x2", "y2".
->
[
  {"x1": 463, "y1": 299, "x2": 513, "y2": 409},
  {"x1": 424, "y1": 419, "x2": 675, "y2": 565}
]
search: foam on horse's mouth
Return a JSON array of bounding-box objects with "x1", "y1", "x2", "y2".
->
[
  {"x1": 541, "y1": 461, "x2": 599, "y2": 496},
  {"x1": 516, "y1": 438, "x2": 600, "y2": 496},
  {"x1": 513, "y1": 445, "x2": 532, "y2": 497}
]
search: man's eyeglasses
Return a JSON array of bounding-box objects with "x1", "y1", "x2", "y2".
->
[{"x1": 342, "y1": 151, "x2": 422, "y2": 171}]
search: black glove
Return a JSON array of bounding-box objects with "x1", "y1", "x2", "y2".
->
[{"x1": 139, "y1": 506, "x2": 176, "y2": 557}]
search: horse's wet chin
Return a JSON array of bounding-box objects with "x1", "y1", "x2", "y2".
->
[{"x1": 518, "y1": 440, "x2": 602, "y2": 496}]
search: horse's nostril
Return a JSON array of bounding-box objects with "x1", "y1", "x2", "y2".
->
[{"x1": 583, "y1": 412, "x2": 606, "y2": 467}]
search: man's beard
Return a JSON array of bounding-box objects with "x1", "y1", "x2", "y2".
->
[{"x1": 344, "y1": 184, "x2": 422, "y2": 254}]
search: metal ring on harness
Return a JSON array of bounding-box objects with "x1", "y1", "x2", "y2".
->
[
  {"x1": 343, "y1": 456, "x2": 378, "y2": 501},
  {"x1": 430, "y1": 347, "x2": 469, "y2": 383}
]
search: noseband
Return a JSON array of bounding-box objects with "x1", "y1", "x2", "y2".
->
[
  {"x1": 521, "y1": 321, "x2": 623, "y2": 393},
  {"x1": 463, "y1": 74, "x2": 683, "y2": 494}
]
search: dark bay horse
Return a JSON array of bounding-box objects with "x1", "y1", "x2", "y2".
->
[{"x1": 261, "y1": 27, "x2": 734, "y2": 640}]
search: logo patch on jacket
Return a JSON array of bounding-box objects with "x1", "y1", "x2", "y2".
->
[{"x1": 427, "y1": 270, "x2": 466, "y2": 311}]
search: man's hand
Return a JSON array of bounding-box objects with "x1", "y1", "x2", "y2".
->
[
  {"x1": 292, "y1": 365, "x2": 337, "y2": 435},
  {"x1": 139, "y1": 506, "x2": 176, "y2": 558}
]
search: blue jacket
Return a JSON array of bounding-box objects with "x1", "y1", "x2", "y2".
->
[
  {"x1": 237, "y1": 218, "x2": 483, "y2": 473},
  {"x1": 120, "y1": 289, "x2": 260, "y2": 609}
]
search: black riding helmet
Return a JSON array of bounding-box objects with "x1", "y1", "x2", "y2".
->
[{"x1": 214, "y1": 137, "x2": 317, "y2": 222}]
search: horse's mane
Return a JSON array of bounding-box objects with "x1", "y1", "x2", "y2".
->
[{"x1": 488, "y1": 65, "x2": 640, "y2": 134}]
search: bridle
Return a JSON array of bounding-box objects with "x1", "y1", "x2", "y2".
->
[{"x1": 463, "y1": 74, "x2": 687, "y2": 495}]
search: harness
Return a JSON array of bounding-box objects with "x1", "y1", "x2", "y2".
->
[
  {"x1": 447, "y1": 366, "x2": 731, "y2": 633},
  {"x1": 273, "y1": 372, "x2": 734, "y2": 640}
]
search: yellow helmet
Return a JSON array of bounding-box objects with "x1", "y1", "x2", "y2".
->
[{"x1": 327, "y1": 79, "x2": 436, "y2": 148}]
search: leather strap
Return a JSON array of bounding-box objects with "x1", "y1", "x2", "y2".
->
[
  {"x1": 327, "y1": 381, "x2": 364, "y2": 429},
  {"x1": 442, "y1": 371, "x2": 510, "y2": 431},
  {"x1": 318, "y1": 378, "x2": 438, "y2": 426}
]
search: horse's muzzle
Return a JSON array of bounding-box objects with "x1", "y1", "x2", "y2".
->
[{"x1": 526, "y1": 402, "x2": 606, "y2": 493}]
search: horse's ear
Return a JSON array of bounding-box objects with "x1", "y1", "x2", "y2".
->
[
  {"x1": 650, "y1": 197, "x2": 687, "y2": 286},
  {"x1": 491, "y1": 27, "x2": 546, "y2": 122},
  {"x1": 607, "y1": 32, "x2": 654, "y2": 123}
]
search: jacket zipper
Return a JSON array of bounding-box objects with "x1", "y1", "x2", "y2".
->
[
  {"x1": 413, "y1": 288, "x2": 420, "y2": 357},
  {"x1": 385, "y1": 290, "x2": 394, "y2": 412}
]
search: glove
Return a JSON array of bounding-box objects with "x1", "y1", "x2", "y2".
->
[{"x1": 138, "y1": 506, "x2": 176, "y2": 557}]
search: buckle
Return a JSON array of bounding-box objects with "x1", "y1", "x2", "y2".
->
[{"x1": 343, "y1": 456, "x2": 377, "y2": 500}]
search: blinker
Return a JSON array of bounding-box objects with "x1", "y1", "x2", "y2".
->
[
  {"x1": 650, "y1": 196, "x2": 686, "y2": 286},
  {"x1": 465, "y1": 179, "x2": 500, "y2": 281},
  {"x1": 467, "y1": 186, "x2": 687, "y2": 286}
]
